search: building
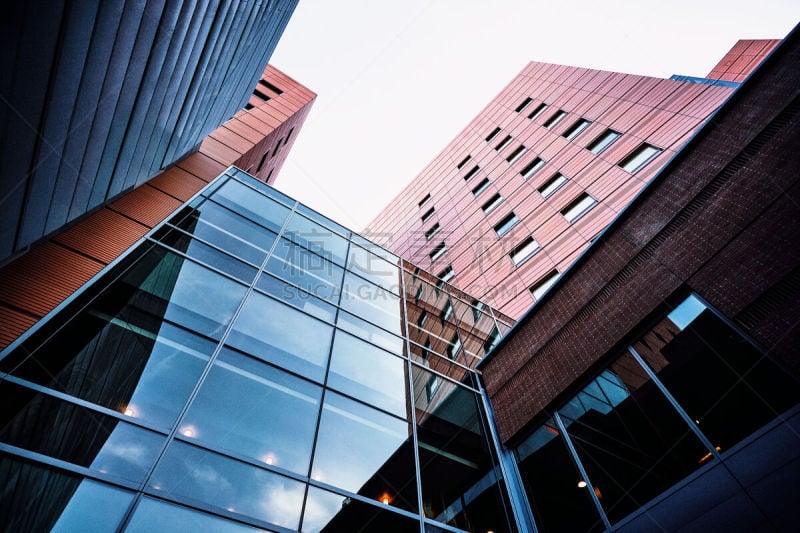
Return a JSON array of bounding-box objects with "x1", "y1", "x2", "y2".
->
[{"x1": 365, "y1": 44, "x2": 771, "y2": 318}]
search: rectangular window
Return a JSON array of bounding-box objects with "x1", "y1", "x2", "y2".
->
[
  {"x1": 542, "y1": 110, "x2": 567, "y2": 129},
  {"x1": 515, "y1": 97, "x2": 533, "y2": 113},
  {"x1": 507, "y1": 145, "x2": 528, "y2": 164},
  {"x1": 456, "y1": 155, "x2": 471, "y2": 169},
  {"x1": 471, "y1": 177, "x2": 490, "y2": 196},
  {"x1": 481, "y1": 193, "x2": 504, "y2": 214},
  {"x1": 440, "y1": 299, "x2": 453, "y2": 322},
  {"x1": 494, "y1": 212, "x2": 519, "y2": 236},
  {"x1": 418, "y1": 193, "x2": 431, "y2": 207},
  {"x1": 417, "y1": 311, "x2": 428, "y2": 328},
  {"x1": 561, "y1": 193, "x2": 597, "y2": 223},
  {"x1": 510, "y1": 236, "x2": 540, "y2": 266},
  {"x1": 485, "y1": 127, "x2": 501, "y2": 142},
  {"x1": 538, "y1": 173, "x2": 568, "y2": 198},
  {"x1": 586, "y1": 129, "x2": 621, "y2": 155},
  {"x1": 563, "y1": 119, "x2": 591, "y2": 141},
  {"x1": 530, "y1": 269, "x2": 560, "y2": 300},
  {"x1": 471, "y1": 299, "x2": 485, "y2": 322},
  {"x1": 527, "y1": 103, "x2": 548, "y2": 121},
  {"x1": 437, "y1": 265, "x2": 454, "y2": 285},
  {"x1": 520, "y1": 157, "x2": 545, "y2": 179},
  {"x1": 483, "y1": 326, "x2": 500, "y2": 354},
  {"x1": 253, "y1": 88, "x2": 271, "y2": 102},
  {"x1": 447, "y1": 333, "x2": 462, "y2": 359},
  {"x1": 259, "y1": 80, "x2": 284, "y2": 95},
  {"x1": 429, "y1": 242, "x2": 447, "y2": 262},
  {"x1": 421, "y1": 206, "x2": 435, "y2": 223},
  {"x1": 463, "y1": 165, "x2": 480, "y2": 181},
  {"x1": 426, "y1": 375, "x2": 439, "y2": 402},
  {"x1": 495, "y1": 135, "x2": 512, "y2": 151},
  {"x1": 424, "y1": 223, "x2": 441, "y2": 240},
  {"x1": 619, "y1": 143, "x2": 662, "y2": 173},
  {"x1": 414, "y1": 284, "x2": 423, "y2": 302}
]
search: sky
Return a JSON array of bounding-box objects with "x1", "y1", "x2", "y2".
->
[{"x1": 269, "y1": 0, "x2": 799, "y2": 232}]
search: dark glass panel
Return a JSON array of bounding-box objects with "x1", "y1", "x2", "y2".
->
[
  {"x1": 210, "y1": 178, "x2": 291, "y2": 234},
  {"x1": 340, "y1": 273, "x2": 403, "y2": 335},
  {"x1": 558, "y1": 352, "x2": 709, "y2": 523},
  {"x1": 155, "y1": 227, "x2": 258, "y2": 283},
  {"x1": 3, "y1": 310, "x2": 211, "y2": 430},
  {"x1": 328, "y1": 331, "x2": 408, "y2": 418},
  {"x1": 127, "y1": 497, "x2": 268, "y2": 532},
  {"x1": 346, "y1": 245, "x2": 401, "y2": 295},
  {"x1": 311, "y1": 392, "x2": 417, "y2": 513},
  {"x1": 336, "y1": 312, "x2": 405, "y2": 355},
  {"x1": 149, "y1": 441, "x2": 305, "y2": 530},
  {"x1": 283, "y1": 212, "x2": 349, "y2": 266},
  {"x1": 0, "y1": 383, "x2": 163, "y2": 483},
  {"x1": 226, "y1": 291, "x2": 334, "y2": 383},
  {"x1": 409, "y1": 349, "x2": 470, "y2": 388},
  {"x1": 302, "y1": 486, "x2": 420, "y2": 533},
  {"x1": 265, "y1": 238, "x2": 344, "y2": 303},
  {"x1": 0, "y1": 457, "x2": 133, "y2": 533},
  {"x1": 180, "y1": 348, "x2": 322, "y2": 476},
  {"x1": 255, "y1": 273, "x2": 337, "y2": 323},
  {"x1": 413, "y1": 368, "x2": 511, "y2": 530},
  {"x1": 634, "y1": 295, "x2": 800, "y2": 452},
  {"x1": 166, "y1": 199, "x2": 276, "y2": 265},
  {"x1": 515, "y1": 422, "x2": 604, "y2": 532},
  {"x1": 228, "y1": 168, "x2": 296, "y2": 208}
]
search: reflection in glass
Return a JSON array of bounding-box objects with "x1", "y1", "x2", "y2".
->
[
  {"x1": 150, "y1": 441, "x2": 305, "y2": 530},
  {"x1": 635, "y1": 294, "x2": 800, "y2": 455},
  {"x1": 0, "y1": 383, "x2": 163, "y2": 483},
  {"x1": 328, "y1": 331, "x2": 408, "y2": 418},
  {"x1": 0, "y1": 457, "x2": 134, "y2": 532},
  {"x1": 558, "y1": 352, "x2": 709, "y2": 523},
  {"x1": 515, "y1": 421, "x2": 604, "y2": 532},
  {"x1": 227, "y1": 290, "x2": 334, "y2": 383},
  {"x1": 181, "y1": 348, "x2": 322, "y2": 475},
  {"x1": 155, "y1": 228, "x2": 258, "y2": 284},
  {"x1": 211, "y1": 178, "x2": 291, "y2": 234},
  {"x1": 283, "y1": 212, "x2": 349, "y2": 266},
  {"x1": 311, "y1": 392, "x2": 417, "y2": 512},
  {"x1": 336, "y1": 311, "x2": 405, "y2": 355},
  {"x1": 127, "y1": 497, "x2": 268, "y2": 532},
  {"x1": 256, "y1": 273, "x2": 336, "y2": 323},
  {"x1": 266, "y1": 238, "x2": 345, "y2": 303},
  {"x1": 340, "y1": 273, "x2": 403, "y2": 335},
  {"x1": 302, "y1": 486, "x2": 420, "y2": 533},
  {"x1": 347, "y1": 245, "x2": 401, "y2": 295}
]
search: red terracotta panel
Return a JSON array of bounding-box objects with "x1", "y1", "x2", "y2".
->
[
  {"x1": 109, "y1": 184, "x2": 183, "y2": 228},
  {"x1": 0, "y1": 306, "x2": 39, "y2": 350},
  {"x1": 54, "y1": 208, "x2": 149, "y2": 264},
  {"x1": 176, "y1": 153, "x2": 227, "y2": 182}
]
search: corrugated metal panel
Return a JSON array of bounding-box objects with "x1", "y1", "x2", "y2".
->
[
  {"x1": 53, "y1": 208, "x2": 149, "y2": 264},
  {"x1": 109, "y1": 184, "x2": 182, "y2": 227},
  {"x1": 0, "y1": 307, "x2": 38, "y2": 349},
  {"x1": 147, "y1": 167, "x2": 209, "y2": 201}
]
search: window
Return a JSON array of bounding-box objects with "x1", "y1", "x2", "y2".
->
[
  {"x1": 426, "y1": 374, "x2": 440, "y2": 402},
  {"x1": 429, "y1": 242, "x2": 447, "y2": 262},
  {"x1": 527, "y1": 103, "x2": 548, "y2": 121},
  {"x1": 437, "y1": 265, "x2": 454, "y2": 285},
  {"x1": 483, "y1": 326, "x2": 500, "y2": 354},
  {"x1": 561, "y1": 193, "x2": 597, "y2": 223},
  {"x1": 416, "y1": 311, "x2": 428, "y2": 328},
  {"x1": 456, "y1": 155, "x2": 471, "y2": 169},
  {"x1": 471, "y1": 177, "x2": 490, "y2": 196},
  {"x1": 259, "y1": 80, "x2": 284, "y2": 95},
  {"x1": 586, "y1": 129, "x2": 620, "y2": 154},
  {"x1": 494, "y1": 212, "x2": 519, "y2": 236},
  {"x1": 285, "y1": 127, "x2": 295, "y2": 142},
  {"x1": 471, "y1": 299, "x2": 486, "y2": 322},
  {"x1": 563, "y1": 119, "x2": 591, "y2": 141},
  {"x1": 520, "y1": 157, "x2": 545, "y2": 179},
  {"x1": 481, "y1": 193, "x2": 504, "y2": 214},
  {"x1": 495, "y1": 135, "x2": 512, "y2": 151},
  {"x1": 440, "y1": 299, "x2": 453, "y2": 322},
  {"x1": 424, "y1": 223, "x2": 441, "y2": 240},
  {"x1": 447, "y1": 333, "x2": 462, "y2": 359},
  {"x1": 538, "y1": 173, "x2": 568, "y2": 198},
  {"x1": 506, "y1": 145, "x2": 528, "y2": 164},
  {"x1": 418, "y1": 193, "x2": 431, "y2": 207},
  {"x1": 619, "y1": 143, "x2": 662, "y2": 173},
  {"x1": 463, "y1": 165, "x2": 480, "y2": 181},
  {"x1": 253, "y1": 88, "x2": 271, "y2": 102},
  {"x1": 510, "y1": 237, "x2": 540, "y2": 266},
  {"x1": 421, "y1": 206, "x2": 435, "y2": 223},
  {"x1": 256, "y1": 150, "x2": 270, "y2": 172},
  {"x1": 530, "y1": 269, "x2": 559, "y2": 300},
  {"x1": 414, "y1": 284, "x2": 423, "y2": 302},
  {"x1": 542, "y1": 110, "x2": 567, "y2": 129},
  {"x1": 515, "y1": 97, "x2": 533, "y2": 113},
  {"x1": 485, "y1": 127, "x2": 501, "y2": 142}
]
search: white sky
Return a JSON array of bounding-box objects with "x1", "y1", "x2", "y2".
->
[{"x1": 270, "y1": 0, "x2": 799, "y2": 232}]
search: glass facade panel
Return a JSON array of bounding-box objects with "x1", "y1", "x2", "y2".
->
[
  {"x1": 557, "y1": 352, "x2": 709, "y2": 523},
  {"x1": 303, "y1": 486, "x2": 420, "y2": 533},
  {"x1": 336, "y1": 311, "x2": 405, "y2": 355},
  {"x1": 283, "y1": 212, "x2": 349, "y2": 266},
  {"x1": 311, "y1": 392, "x2": 417, "y2": 512},
  {"x1": 150, "y1": 441, "x2": 305, "y2": 530},
  {"x1": 226, "y1": 291, "x2": 334, "y2": 383},
  {"x1": 180, "y1": 348, "x2": 322, "y2": 476},
  {"x1": 255, "y1": 273, "x2": 337, "y2": 323},
  {"x1": 127, "y1": 497, "x2": 268, "y2": 532},
  {"x1": 340, "y1": 272, "x2": 403, "y2": 335},
  {"x1": 155, "y1": 228, "x2": 258, "y2": 284},
  {"x1": 265, "y1": 237, "x2": 345, "y2": 303},
  {"x1": 347, "y1": 244, "x2": 401, "y2": 295},
  {"x1": 212, "y1": 178, "x2": 291, "y2": 234}
]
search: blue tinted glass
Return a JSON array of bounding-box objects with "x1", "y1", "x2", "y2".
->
[
  {"x1": 228, "y1": 168, "x2": 296, "y2": 208},
  {"x1": 328, "y1": 331, "x2": 408, "y2": 418},
  {"x1": 155, "y1": 231, "x2": 257, "y2": 284},
  {"x1": 340, "y1": 273, "x2": 403, "y2": 335},
  {"x1": 336, "y1": 312, "x2": 405, "y2": 354},
  {"x1": 255, "y1": 273, "x2": 336, "y2": 323},
  {"x1": 283, "y1": 212, "x2": 349, "y2": 266},
  {"x1": 265, "y1": 238, "x2": 344, "y2": 302},
  {"x1": 181, "y1": 348, "x2": 322, "y2": 475},
  {"x1": 350, "y1": 233, "x2": 399, "y2": 264},
  {"x1": 211, "y1": 179, "x2": 290, "y2": 234},
  {"x1": 303, "y1": 486, "x2": 420, "y2": 533},
  {"x1": 150, "y1": 442, "x2": 305, "y2": 530},
  {"x1": 347, "y1": 245, "x2": 401, "y2": 294},
  {"x1": 295, "y1": 203, "x2": 351, "y2": 240},
  {"x1": 226, "y1": 291, "x2": 334, "y2": 383},
  {"x1": 127, "y1": 497, "x2": 268, "y2": 532},
  {"x1": 48, "y1": 480, "x2": 133, "y2": 533}
]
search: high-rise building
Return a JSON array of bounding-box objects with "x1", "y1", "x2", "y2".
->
[{"x1": 365, "y1": 46, "x2": 761, "y2": 318}]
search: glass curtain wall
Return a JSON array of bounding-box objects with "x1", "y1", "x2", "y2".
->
[{"x1": 0, "y1": 168, "x2": 517, "y2": 533}]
